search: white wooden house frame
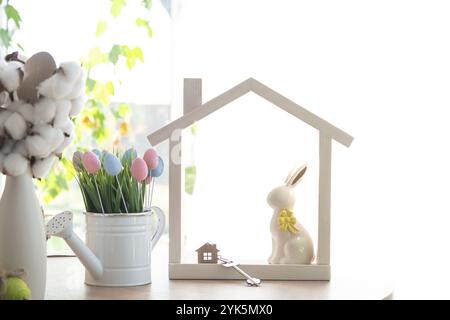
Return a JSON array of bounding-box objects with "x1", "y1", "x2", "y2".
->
[{"x1": 148, "y1": 78, "x2": 353, "y2": 280}]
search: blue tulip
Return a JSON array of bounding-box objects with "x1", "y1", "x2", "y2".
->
[
  {"x1": 122, "y1": 148, "x2": 137, "y2": 165},
  {"x1": 104, "y1": 152, "x2": 123, "y2": 176},
  {"x1": 150, "y1": 156, "x2": 164, "y2": 177}
]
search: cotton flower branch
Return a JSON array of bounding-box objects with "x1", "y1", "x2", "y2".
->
[{"x1": 0, "y1": 51, "x2": 84, "y2": 179}]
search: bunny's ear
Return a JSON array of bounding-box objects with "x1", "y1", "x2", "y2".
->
[
  {"x1": 284, "y1": 168, "x2": 296, "y2": 184},
  {"x1": 286, "y1": 164, "x2": 307, "y2": 187}
]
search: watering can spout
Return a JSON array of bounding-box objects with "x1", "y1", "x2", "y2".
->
[{"x1": 46, "y1": 211, "x2": 103, "y2": 280}]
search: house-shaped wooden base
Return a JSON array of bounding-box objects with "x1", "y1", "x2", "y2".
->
[
  {"x1": 169, "y1": 263, "x2": 330, "y2": 281},
  {"x1": 148, "y1": 78, "x2": 352, "y2": 281}
]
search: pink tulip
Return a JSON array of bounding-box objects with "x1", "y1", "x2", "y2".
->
[
  {"x1": 131, "y1": 158, "x2": 148, "y2": 181},
  {"x1": 143, "y1": 149, "x2": 159, "y2": 170},
  {"x1": 82, "y1": 151, "x2": 101, "y2": 174}
]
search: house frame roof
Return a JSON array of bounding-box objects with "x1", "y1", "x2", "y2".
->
[
  {"x1": 196, "y1": 243, "x2": 219, "y2": 252},
  {"x1": 148, "y1": 78, "x2": 353, "y2": 147}
]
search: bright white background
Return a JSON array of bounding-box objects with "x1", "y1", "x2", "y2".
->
[
  {"x1": 12, "y1": 0, "x2": 450, "y2": 298},
  {"x1": 173, "y1": 0, "x2": 450, "y2": 299}
]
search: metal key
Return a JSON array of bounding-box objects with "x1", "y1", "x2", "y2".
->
[{"x1": 218, "y1": 256, "x2": 261, "y2": 287}]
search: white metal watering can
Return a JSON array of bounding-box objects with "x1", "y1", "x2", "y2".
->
[{"x1": 46, "y1": 207, "x2": 165, "y2": 287}]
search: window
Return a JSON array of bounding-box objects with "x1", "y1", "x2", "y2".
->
[
  {"x1": 10, "y1": 0, "x2": 172, "y2": 254},
  {"x1": 203, "y1": 252, "x2": 212, "y2": 261}
]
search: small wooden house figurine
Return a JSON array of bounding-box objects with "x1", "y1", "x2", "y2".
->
[
  {"x1": 148, "y1": 77, "x2": 353, "y2": 281},
  {"x1": 196, "y1": 243, "x2": 219, "y2": 264}
]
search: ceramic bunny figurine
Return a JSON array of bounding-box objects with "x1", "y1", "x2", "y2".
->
[{"x1": 267, "y1": 164, "x2": 314, "y2": 264}]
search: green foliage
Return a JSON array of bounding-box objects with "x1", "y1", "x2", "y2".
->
[
  {"x1": 37, "y1": 1, "x2": 151, "y2": 204},
  {"x1": 0, "y1": 1, "x2": 21, "y2": 51},
  {"x1": 136, "y1": 18, "x2": 153, "y2": 38},
  {"x1": 108, "y1": 44, "x2": 121, "y2": 64},
  {"x1": 4, "y1": 4, "x2": 20, "y2": 28},
  {"x1": 0, "y1": 29, "x2": 11, "y2": 48},
  {"x1": 111, "y1": 0, "x2": 126, "y2": 17},
  {"x1": 185, "y1": 124, "x2": 198, "y2": 195},
  {"x1": 75, "y1": 150, "x2": 147, "y2": 213},
  {"x1": 108, "y1": 44, "x2": 144, "y2": 68},
  {"x1": 0, "y1": 0, "x2": 153, "y2": 204},
  {"x1": 190, "y1": 123, "x2": 198, "y2": 136},
  {"x1": 95, "y1": 21, "x2": 108, "y2": 37},
  {"x1": 185, "y1": 166, "x2": 196, "y2": 195},
  {"x1": 142, "y1": 0, "x2": 152, "y2": 10}
]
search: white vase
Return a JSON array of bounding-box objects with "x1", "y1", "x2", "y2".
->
[{"x1": 0, "y1": 174, "x2": 47, "y2": 299}]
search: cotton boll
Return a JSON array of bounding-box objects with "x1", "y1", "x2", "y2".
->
[
  {"x1": 33, "y1": 124, "x2": 64, "y2": 154},
  {"x1": 0, "y1": 152, "x2": 4, "y2": 173},
  {"x1": 0, "y1": 91, "x2": 10, "y2": 107},
  {"x1": 0, "y1": 108, "x2": 12, "y2": 135},
  {"x1": 60, "y1": 120, "x2": 74, "y2": 137},
  {"x1": 0, "y1": 62, "x2": 23, "y2": 92},
  {"x1": 25, "y1": 135, "x2": 50, "y2": 157},
  {"x1": 17, "y1": 53, "x2": 28, "y2": 65},
  {"x1": 33, "y1": 124, "x2": 58, "y2": 142},
  {"x1": 0, "y1": 137, "x2": 14, "y2": 154},
  {"x1": 3, "y1": 153, "x2": 28, "y2": 176},
  {"x1": 69, "y1": 96, "x2": 83, "y2": 117},
  {"x1": 17, "y1": 102, "x2": 34, "y2": 122},
  {"x1": 53, "y1": 100, "x2": 71, "y2": 128},
  {"x1": 54, "y1": 134, "x2": 74, "y2": 155},
  {"x1": 0, "y1": 59, "x2": 7, "y2": 70},
  {"x1": 53, "y1": 120, "x2": 75, "y2": 155},
  {"x1": 5, "y1": 60, "x2": 23, "y2": 69},
  {"x1": 33, "y1": 98, "x2": 56, "y2": 124},
  {"x1": 31, "y1": 155, "x2": 57, "y2": 178},
  {"x1": 64, "y1": 73, "x2": 84, "y2": 100},
  {"x1": 59, "y1": 62, "x2": 82, "y2": 84},
  {"x1": 13, "y1": 140, "x2": 28, "y2": 157},
  {"x1": 37, "y1": 73, "x2": 72, "y2": 100},
  {"x1": 5, "y1": 101, "x2": 20, "y2": 112},
  {"x1": 4, "y1": 112, "x2": 27, "y2": 140},
  {"x1": 49, "y1": 128, "x2": 64, "y2": 153}
]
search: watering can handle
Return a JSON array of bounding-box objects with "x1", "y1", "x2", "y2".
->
[{"x1": 150, "y1": 206, "x2": 165, "y2": 249}]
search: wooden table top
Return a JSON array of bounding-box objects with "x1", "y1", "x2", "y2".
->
[{"x1": 45, "y1": 238, "x2": 394, "y2": 300}]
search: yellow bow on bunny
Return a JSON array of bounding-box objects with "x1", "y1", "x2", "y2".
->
[{"x1": 277, "y1": 209, "x2": 299, "y2": 234}]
